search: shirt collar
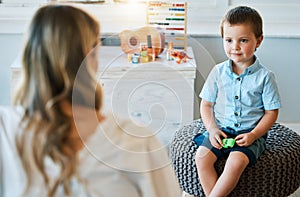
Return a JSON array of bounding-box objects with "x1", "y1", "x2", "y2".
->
[{"x1": 226, "y1": 55, "x2": 260, "y2": 78}]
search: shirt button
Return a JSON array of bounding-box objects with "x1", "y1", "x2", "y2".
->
[
  {"x1": 234, "y1": 112, "x2": 239, "y2": 116},
  {"x1": 234, "y1": 123, "x2": 240, "y2": 127},
  {"x1": 237, "y1": 78, "x2": 241, "y2": 81},
  {"x1": 235, "y1": 96, "x2": 239, "y2": 99}
]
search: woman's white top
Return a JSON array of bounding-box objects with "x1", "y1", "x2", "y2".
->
[{"x1": 0, "y1": 106, "x2": 180, "y2": 197}]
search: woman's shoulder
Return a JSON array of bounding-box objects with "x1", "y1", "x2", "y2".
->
[
  {"x1": 0, "y1": 105, "x2": 23, "y2": 116},
  {"x1": 0, "y1": 106, "x2": 24, "y2": 144},
  {"x1": 98, "y1": 113, "x2": 164, "y2": 148},
  {"x1": 0, "y1": 105, "x2": 23, "y2": 129},
  {"x1": 77, "y1": 113, "x2": 179, "y2": 197},
  {"x1": 80, "y1": 112, "x2": 169, "y2": 172}
]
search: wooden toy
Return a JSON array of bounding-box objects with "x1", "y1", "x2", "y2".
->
[
  {"x1": 119, "y1": 26, "x2": 165, "y2": 56},
  {"x1": 146, "y1": 1, "x2": 187, "y2": 50}
]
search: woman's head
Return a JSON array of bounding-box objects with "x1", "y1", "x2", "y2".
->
[
  {"x1": 14, "y1": 4, "x2": 102, "y2": 196},
  {"x1": 16, "y1": 4, "x2": 102, "y2": 113},
  {"x1": 220, "y1": 6, "x2": 263, "y2": 39}
]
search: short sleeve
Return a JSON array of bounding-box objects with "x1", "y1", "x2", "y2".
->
[
  {"x1": 262, "y1": 72, "x2": 281, "y2": 110},
  {"x1": 200, "y1": 66, "x2": 219, "y2": 103}
]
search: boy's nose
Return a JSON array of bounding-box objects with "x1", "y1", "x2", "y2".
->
[{"x1": 232, "y1": 41, "x2": 240, "y2": 50}]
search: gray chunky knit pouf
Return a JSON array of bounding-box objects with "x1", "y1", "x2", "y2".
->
[{"x1": 169, "y1": 119, "x2": 300, "y2": 197}]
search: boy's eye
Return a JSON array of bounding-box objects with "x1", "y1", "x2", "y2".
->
[
  {"x1": 225, "y1": 39, "x2": 232, "y2": 43},
  {"x1": 240, "y1": 39, "x2": 248, "y2": 43}
]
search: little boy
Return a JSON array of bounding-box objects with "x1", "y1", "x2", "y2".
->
[{"x1": 194, "y1": 6, "x2": 281, "y2": 197}]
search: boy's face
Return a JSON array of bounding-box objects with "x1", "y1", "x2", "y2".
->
[{"x1": 223, "y1": 22, "x2": 263, "y2": 67}]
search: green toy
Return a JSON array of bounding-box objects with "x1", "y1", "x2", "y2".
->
[{"x1": 222, "y1": 138, "x2": 235, "y2": 148}]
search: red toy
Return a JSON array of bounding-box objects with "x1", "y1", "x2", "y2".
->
[{"x1": 171, "y1": 51, "x2": 192, "y2": 64}]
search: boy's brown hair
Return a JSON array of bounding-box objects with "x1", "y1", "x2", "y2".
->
[{"x1": 220, "y1": 6, "x2": 263, "y2": 38}]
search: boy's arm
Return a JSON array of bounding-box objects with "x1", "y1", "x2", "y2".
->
[
  {"x1": 235, "y1": 109, "x2": 279, "y2": 147},
  {"x1": 251, "y1": 109, "x2": 279, "y2": 138},
  {"x1": 200, "y1": 99, "x2": 227, "y2": 149}
]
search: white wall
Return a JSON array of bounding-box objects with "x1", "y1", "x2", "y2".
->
[
  {"x1": 1, "y1": 1, "x2": 300, "y2": 36},
  {"x1": 0, "y1": 34, "x2": 23, "y2": 105},
  {"x1": 191, "y1": 36, "x2": 300, "y2": 124},
  {"x1": 0, "y1": 1, "x2": 299, "y2": 124},
  {"x1": 1, "y1": 34, "x2": 299, "y2": 124}
]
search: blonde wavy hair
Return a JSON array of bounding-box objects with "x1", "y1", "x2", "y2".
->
[{"x1": 13, "y1": 4, "x2": 102, "y2": 196}]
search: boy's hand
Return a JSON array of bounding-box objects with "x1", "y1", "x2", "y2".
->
[
  {"x1": 209, "y1": 129, "x2": 227, "y2": 149},
  {"x1": 235, "y1": 132, "x2": 256, "y2": 147}
]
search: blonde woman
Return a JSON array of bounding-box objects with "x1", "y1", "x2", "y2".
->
[{"x1": 0, "y1": 4, "x2": 180, "y2": 197}]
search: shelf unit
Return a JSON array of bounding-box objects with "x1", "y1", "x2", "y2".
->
[{"x1": 146, "y1": 1, "x2": 187, "y2": 50}]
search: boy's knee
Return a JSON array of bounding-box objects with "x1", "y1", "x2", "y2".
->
[
  {"x1": 195, "y1": 147, "x2": 217, "y2": 168},
  {"x1": 227, "y1": 152, "x2": 249, "y2": 170}
]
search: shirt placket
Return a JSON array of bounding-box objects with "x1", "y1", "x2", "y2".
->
[{"x1": 233, "y1": 76, "x2": 242, "y2": 129}]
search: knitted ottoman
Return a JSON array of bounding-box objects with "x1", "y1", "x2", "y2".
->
[{"x1": 169, "y1": 119, "x2": 300, "y2": 197}]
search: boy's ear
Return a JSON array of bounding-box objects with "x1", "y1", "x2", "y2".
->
[{"x1": 256, "y1": 35, "x2": 264, "y2": 48}]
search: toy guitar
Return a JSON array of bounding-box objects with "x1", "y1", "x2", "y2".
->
[{"x1": 119, "y1": 26, "x2": 165, "y2": 56}]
